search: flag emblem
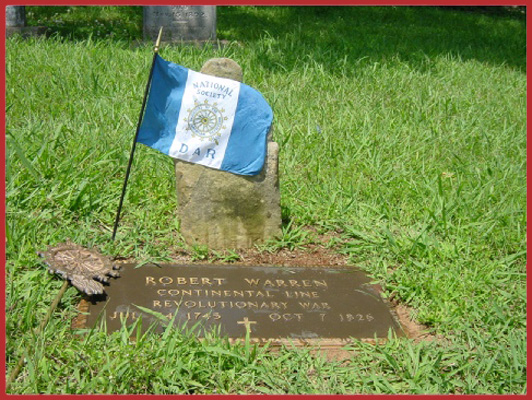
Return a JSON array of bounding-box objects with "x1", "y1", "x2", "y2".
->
[
  {"x1": 137, "y1": 55, "x2": 273, "y2": 176},
  {"x1": 185, "y1": 100, "x2": 227, "y2": 143}
]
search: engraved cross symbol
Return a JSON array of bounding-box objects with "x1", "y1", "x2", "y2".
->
[{"x1": 237, "y1": 317, "x2": 256, "y2": 333}]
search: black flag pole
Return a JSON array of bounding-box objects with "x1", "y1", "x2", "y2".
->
[{"x1": 111, "y1": 27, "x2": 163, "y2": 241}]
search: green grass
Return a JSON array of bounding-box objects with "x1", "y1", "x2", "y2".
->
[{"x1": 5, "y1": 6, "x2": 526, "y2": 394}]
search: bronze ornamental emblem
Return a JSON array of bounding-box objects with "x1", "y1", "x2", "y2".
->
[{"x1": 37, "y1": 242, "x2": 120, "y2": 295}]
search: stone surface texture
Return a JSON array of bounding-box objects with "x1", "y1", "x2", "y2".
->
[
  {"x1": 6, "y1": 6, "x2": 25, "y2": 27},
  {"x1": 174, "y1": 58, "x2": 281, "y2": 249},
  {"x1": 6, "y1": 6, "x2": 47, "y2": 38},
  {"x1": 143, "y1": 6, "x2": 216, "y2": 43},
  {"x1": 200, "y1": 58, "x2": 243, "y2": 82}
]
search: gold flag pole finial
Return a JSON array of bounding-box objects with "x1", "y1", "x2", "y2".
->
[{"x1": 154, "y1": 27, "x2": 163, "y2": 53}]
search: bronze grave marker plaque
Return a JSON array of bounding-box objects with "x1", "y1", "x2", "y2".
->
[{"x1": 79, "y1": 264, "x2": 403, "y2": 343}]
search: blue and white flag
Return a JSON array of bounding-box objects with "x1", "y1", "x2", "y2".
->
[{"x1": 137, "y1": 55, "x2": 273, "y2": 176}]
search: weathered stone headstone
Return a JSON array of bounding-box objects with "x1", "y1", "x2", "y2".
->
[
  {"x1": 175, "y1": 58, "x2": 281, "y2": 249},
  {"x1": 6, "y1": 6, "x2": 25, "y2": 27},
  {"x1": 6, "y1": 6, "x2": 47, "y2": 38},
  {"x1": 143, "y1": 6, "x2": 216, "y2": 43},
  {"x1": 6, "y1": 5, "x2": 26, "y2": 37},
  {"x1": 77, "y1": 263, "x2": 404, "y2": 345}
]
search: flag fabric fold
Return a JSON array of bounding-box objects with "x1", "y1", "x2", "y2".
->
[{"x1": 137, "y1": 54, "x2": 273, "y2": 176}]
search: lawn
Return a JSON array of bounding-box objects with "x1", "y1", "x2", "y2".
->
[{"x1": 5, "y1": 6, "x2": 527, "y2": 394}]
